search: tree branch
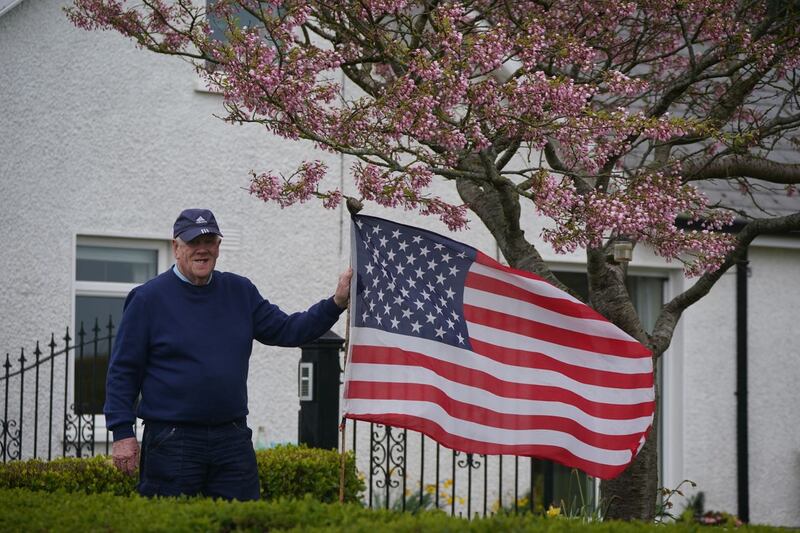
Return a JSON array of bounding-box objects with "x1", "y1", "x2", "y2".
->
[
  {"x1": 650, "y1": 212, "x2": 800, "y2": 354},
  {"x1": 684, "y1": 155, "x2": 800, "y2": 184},
  {"x1": 455, "y1": 175, "x2": 567, "y2": 290}
]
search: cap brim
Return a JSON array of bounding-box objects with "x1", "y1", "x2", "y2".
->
[{"x1": 176, "y1": 228, "x2": 223, "y2": 242}]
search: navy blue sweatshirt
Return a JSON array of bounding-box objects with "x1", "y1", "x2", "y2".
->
[{"x1": 104, "y1": 269, "x2": 344, "y2": 440}]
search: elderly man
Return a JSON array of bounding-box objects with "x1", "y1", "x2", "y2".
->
[{"x1": 105, "y1": 208, "x2": 351, "y2": 501}]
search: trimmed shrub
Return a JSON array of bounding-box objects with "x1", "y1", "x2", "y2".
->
[
  {"x1": 0, "y1": 488, "x2": 787, "y2": 532},
  {"x1": 0, "y1": 444, "x2": 363, "y2": 502},
  {"x1": 0, "y1": 455, "x2": 136, "y2": 496},
  {"x1": 256, "y1": 444, "x2": 363, "y2": 503}
]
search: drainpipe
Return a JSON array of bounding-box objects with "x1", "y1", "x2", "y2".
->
[{"x1": 736, "y1": 249, "x2": 749, "y2": 523}]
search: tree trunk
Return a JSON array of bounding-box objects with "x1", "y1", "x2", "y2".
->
[
  {"x1": 601, "y1": 400, "x2": 659, "y2": 521},
  {"x1": 586, "y1": 248, "x2": 660, "y2": 520}
]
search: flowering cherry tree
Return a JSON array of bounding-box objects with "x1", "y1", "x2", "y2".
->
[{"x1": 67, "y1": 0, "x2": 800, "y2": 519}]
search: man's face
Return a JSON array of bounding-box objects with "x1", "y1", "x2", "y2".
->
[{"x1": 172, "y1": 234, "x2": 221, "y2": 285}]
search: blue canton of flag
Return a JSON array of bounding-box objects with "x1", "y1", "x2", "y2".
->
[{"x1": 353, "y1": 216, "x2": 475, "y2": 349}]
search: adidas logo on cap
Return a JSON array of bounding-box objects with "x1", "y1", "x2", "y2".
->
[{"x1": 195, "y1": 216, "x2": 207, "y2": 224}]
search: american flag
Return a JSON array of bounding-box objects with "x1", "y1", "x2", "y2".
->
[{"x1": 342, "y1": 215, "x2": 654, "y2": 479}]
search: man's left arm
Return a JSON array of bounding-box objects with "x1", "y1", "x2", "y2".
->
[{"x1": 253, "y1": 268, "x2": 351, "y2": 347}]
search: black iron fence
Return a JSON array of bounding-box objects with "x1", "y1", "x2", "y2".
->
[
  {"x1": 2, "y1": 321, "x2": 587, "y2": 517},
  {"x1": 345, "y1": 420, "x2": 570, "y2": 517},
  {"x1": 1, "y1": 318, "x2": 116, "y2": 462}
]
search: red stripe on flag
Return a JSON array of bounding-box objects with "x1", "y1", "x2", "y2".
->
[
  {"x1": 473, "y1": 251, "x2": 548, "y2": 283},
  {"x1": 344, "y1": 412, "x2": 635, "y2": 479},
  {"x1": 463, "y1": 304, "x2": 652, "y2": 358},
  {"x1": 345, "y1": 381, "x2": 647, "y2": 450},
  {"x1": 350, "y1": 346, "x2": 655, "y2": 419},
  {"x1": 468, "y1": 337, "x2": 654, "y2": 388}
]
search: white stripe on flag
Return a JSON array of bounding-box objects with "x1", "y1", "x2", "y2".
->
[{"x1": 346, "y1": 362, "x2": 654, "y2": 435}]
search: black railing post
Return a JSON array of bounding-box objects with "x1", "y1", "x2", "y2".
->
[
  {"x1": 368, "y1": 422, "x2": 374, "y2": 508},
  {"x1": 498, "y1": 455, "x2": 503, "y2": 511},
  {"x1": 105, "y1": 315, "x2": 115, "y2": 455},
  {"x1": 467, "y1": 453, "x2": 473, "y2": 517},
  {"x1": 483, "y1": 455, "x2": 488, "y2": 517},
  {"x1": 48, "y1": 334, "x2": 56, "y2": 461},
  {"x1": 76, "y1": 323, "x2": 85, "y2": 458},
  {"x1": 514, "y1": 456, "x2": 519, "y2": 513},
  {"x1": 34, "y1": 341, "x2": 41, "y2": 459},
  {"x1": 418, "y1": 433, "x2": 424, "y2": 509},
  {"x1": 91, "y1": 318, "x2": 101, "y2": 455},
  {"x1": 18, "y1": 348, "x2": 26, "y2": 461},
  {"x1": 451, "y1": 450, "x2": 456, "y2": 516},
  {"x1": 2, "y1": 354, "x2": 10, "y2": 463},
  {"x1": 435, "y1": 443, "x2": 440, "y2": 509},
  {"x1": 62, "y1": 327, "x2": 70, "y2": 458},
  {"x1": 351, "y1": 419, "x2": 356, "y2": 455},
  {"x1": 401, "y1": 428, "x2": 407, "y2": 512},
  {"x1": 384, "y1": 426, "x2": 390, "y2": 509}
]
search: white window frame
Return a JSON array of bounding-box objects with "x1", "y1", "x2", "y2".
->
[
  {"x1": 298, "y1": 362, "x2": 314, "y2": 401},
  {"x1": 72, "y1": 234, "x2": 172, "y2": 442}
]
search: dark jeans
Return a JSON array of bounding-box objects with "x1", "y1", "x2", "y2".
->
[{"x1": 138, "y1": 418, "x2": 260, "y2": 501}]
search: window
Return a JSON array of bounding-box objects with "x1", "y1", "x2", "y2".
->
[
  {"x1": 207, "y1": 0, "x2": 265, "y2": 44},
  {"x1": 201, "y1": 1, "x2": 280, "y2": 84},
  {"x1": 73, "y1": 237, "x2": 170, "y2": 415},
  {"x1": 537, "y1": 269, "x2": 665, "y2": 509}
]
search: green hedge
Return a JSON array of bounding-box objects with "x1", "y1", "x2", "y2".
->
[
  {"x1": 0, "y1": 455, "x2": 136, "y2": 496},
  {"x1": 0, "y1": 444, "x2": 363, "y2": 502},
  {"x1": 257, "y1": 444, "x2": 362, "y2": 502},
  {"x1": 0, "y1": 488, "x2": 787, "y2": 532}
]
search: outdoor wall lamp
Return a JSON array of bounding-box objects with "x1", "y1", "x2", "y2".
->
[{"x1": 613, "y1": 236, "x2": 633, "y2": 263}]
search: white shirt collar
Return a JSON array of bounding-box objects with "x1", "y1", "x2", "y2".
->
[{"x1": 172, "y1": 264, "x2": 213, "y2": 285}]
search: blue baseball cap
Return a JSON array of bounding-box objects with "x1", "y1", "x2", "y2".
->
[{"x1": 173, "y1": 208, "x2": 223, "y2": 242}]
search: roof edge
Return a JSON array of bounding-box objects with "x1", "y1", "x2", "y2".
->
[{"x1": 0, "y1": 0, "x2": 25, "y2": 19}]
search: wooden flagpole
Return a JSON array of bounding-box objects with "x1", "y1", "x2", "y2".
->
[
  {"x1": 338, "y1": 417, "x2": 347, "y2": 503},
  {"x1": 339, "y1": 198, "x2": 363, "y2": 504},
  {"x1": 337, "y1": 316, "x2": 349, "y2": 504}
]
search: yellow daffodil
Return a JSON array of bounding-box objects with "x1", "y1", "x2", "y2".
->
[{"x1": 546, "y1": 505, "x2": 562, "y2": 518}]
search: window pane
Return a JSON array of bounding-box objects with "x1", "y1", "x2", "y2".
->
[
  {"x1": 207, "y1": 0, "x2": 264, "y2": 42},
  {"x1": 625, "y1": 277, "x2": 664, "y2": 334},
  {"x1": 74, "y1": 295, "x2": 125, "y2": 415},
  {"x1": 553, "y1": 271, "x2": 589, "y2": 301},
  {"x1": 76, "y1": 245, "x2": 157, "y2": 283}
]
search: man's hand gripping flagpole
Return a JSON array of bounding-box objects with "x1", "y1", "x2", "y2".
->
[{"x1": 339, "y1": 197, "x2": 363, "y2": 504}]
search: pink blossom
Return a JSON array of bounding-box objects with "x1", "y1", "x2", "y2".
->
[{"x1": 66, "y1": 0, "x2": 796, "y2": 275}]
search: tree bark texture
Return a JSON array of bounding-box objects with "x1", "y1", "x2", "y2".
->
[
  {"x1": 587, "y1": 247, "x2": 659, "y2": 520},
  {"x1": 601, "y1": 410, "x2": 660, "y2": 521}
]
